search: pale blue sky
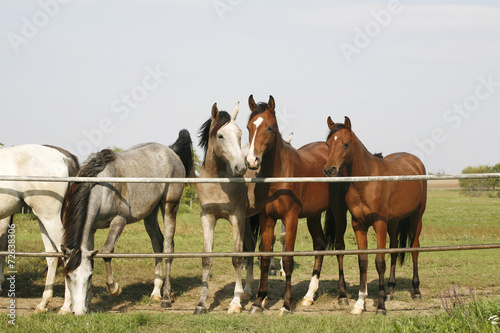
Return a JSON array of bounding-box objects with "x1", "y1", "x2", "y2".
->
[{"x1": 1, "y1": 0, "x2": 499, "y2": 174}]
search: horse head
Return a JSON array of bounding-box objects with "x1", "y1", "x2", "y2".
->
[
  {"x1": 246, "y1": 95, "x2": 279, "y2": 170},
  {"x1": 324, "y1": 116, "x2": 353, "y2": 177},
  {"x1": 199, "y1": 102, "x2": 247, "y2": 177}
]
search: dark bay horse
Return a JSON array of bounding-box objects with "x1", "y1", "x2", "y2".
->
[
  {"x1": 194, "y1": 102, "x2": 260, "y2": 314},
  {"x1": 0, "y1": 144, "x2": 79, "y2": 313},
  {"x1": 323, "y1": 116, "x2": 426, "y2": 315},
  {"x1": 62, "y1": 131, "x2": 193, "y2": 315},
  {"x1": 246, "y1": 95, "x2": 348, "y2": 315}
]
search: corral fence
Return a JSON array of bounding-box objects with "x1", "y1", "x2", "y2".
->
[{"x1": 1, "y1": 173, "x2": 500, "y2": 258}]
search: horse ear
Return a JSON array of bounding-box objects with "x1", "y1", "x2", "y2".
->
[
  {"x1": 248, "y1": 95, "x2": 257, "y2": 111},
  {"x1": 344, "y1": 116, "x2": 351, "y2": 131},
  {"x1": 327, "y1": 116, "x2": 335, "y2": 130},
  {"x1": 211, "y1": 103, "x2": 219, "y2": 120},
  {"x1": 267, "y1": 95, "x2": 275, "y2": 114},
  {"x1": 230, "y1": 101, "x2": 239, "y2": 120}
]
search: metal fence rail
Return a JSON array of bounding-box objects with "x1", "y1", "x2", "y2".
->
[
  {"x1": 2, "y1": 243, "x2": 499, "y2": 259},
  {"x1": 0, "y1": 173, "x2": 499, "y2": 184}
]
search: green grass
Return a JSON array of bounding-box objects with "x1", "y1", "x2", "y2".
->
[{"x1": 2, "y1": 190, "x2": 500, "y2": 332}]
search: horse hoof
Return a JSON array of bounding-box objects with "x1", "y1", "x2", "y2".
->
[
  {"x1": 241, "y1": 292, "x2": 252, "y2": 301},
  {"x1": 339, "y1": 298, "x2": 349, "y2": 306},
  {"x1": 269, "y1": 269, "x2": 277, "y2": 276},
  {"x1": 413, "y1": 293, "x2": 423, "y2": 301},
  {"x1": 386, "y1": 294, "x2": 393, "y2": 301},
  {"x1": 279, "y1": 307, "x2": 291, "y2": 316},
  {"x1": 193, "y1": 306, "x2": 207, "y2": 315},
  {"x1": 150, "y1": 295, "x2": 162, "y2": 302},
  {"x1": 161, "y1": 300, "x2": 172, "y2": 308},
  {"x1": 301, "y1": 298, "x2": 314, "y2": 306},
  {"x1": 249, "y1": 305, "x2": 263, "y2": 314},
  {"x1": 261, "y1": 296, "x2": 268, "y2": 308},
  {"x1": 279, "y1": 271, "x2": 286, "y2": 277},
  {"x1": 58, "y1": 308, "x2": 72, "y2": 315},
  {"x1": 376, "y1": 309, "x2": 387, "y2": 315},
  {"x1": 110, "y1": 285, "x2": 122, "y2": 297},
  {"x1": 350, "y1": 307, "x2": 364, "y2": 315},
  {"x1": 227, "y1": 304, "x2": 242, "y2": 314}
]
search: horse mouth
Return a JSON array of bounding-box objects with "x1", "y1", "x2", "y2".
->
[{"x1": 323, "y1": 166, "x2": 339, "y2": 177}]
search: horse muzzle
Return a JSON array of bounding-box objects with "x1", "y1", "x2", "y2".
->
[{"x1": 323, "y1": 166, "x2": 339, "y2": 177}]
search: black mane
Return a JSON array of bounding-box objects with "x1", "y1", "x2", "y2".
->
[
  {"x1": 62, "y1": 149, "x2": 116, "y2": 275},
  {"x1": 198, "y1": 111, "x2": 231, "y2": 161}
]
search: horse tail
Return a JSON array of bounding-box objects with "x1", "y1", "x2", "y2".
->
[
  {"x1": 323, "y1": 207, "x2": 336, "y2": 250},
  {"x1": 62, "y1": 149, "x2": 116, "y2": 275},
  {"x1": 169, "y1": 129, "x2": 194, "y2": 178},
  {"x1": 397, "y1": 216, "x2": 416, "y2": 265}
]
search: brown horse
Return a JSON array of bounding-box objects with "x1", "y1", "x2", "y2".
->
[
  {"x1": 323, "y1": 116, "x2": 427, "y2": 315},
  {"x1": 246, "y1": 95, "x2": 348, "y2": 315}
]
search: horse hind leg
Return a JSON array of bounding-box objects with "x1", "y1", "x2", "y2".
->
[
  {"x1": 301, "y1": 215, "x2": 325, "y2": 307},
  {"x1": 143, "y1": 207, "x2": 165, "y2": 303},
  {"x1": 161, "y1": 202, "x2": 179, "y2": 309},
  {"x1": 410, "y1": 211, "x2": 423, "y2": 300},
  {"x1": 227, "y1": 213, "x2": 248, "y2": 314},
  {"x1": 386, "y1": 222, "x2": 399, "y2": 301}
]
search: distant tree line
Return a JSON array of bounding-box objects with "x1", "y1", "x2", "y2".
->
[{"x1": 459, "y1": 164, "x2": 500, "y2": 197}]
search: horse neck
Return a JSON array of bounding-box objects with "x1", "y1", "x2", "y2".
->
[
  {"x1": 203, "y1": 144, "x2": 229, "y2": 177},
  {"x1": 260, "y1": 134, "x2": 291, "y2": 177},
  {"x1": 346, "y1": 132, "x2": 377, "y2": 177}
]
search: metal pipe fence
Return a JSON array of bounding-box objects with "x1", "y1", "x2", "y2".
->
[{"x1": 1, "y1": 173, "x2": 499, "y2": 259}]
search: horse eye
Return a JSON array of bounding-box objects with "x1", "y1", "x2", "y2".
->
[
  {"x1": 344, "y1": 142, "x2": 350, "y2": 148},
  {"x1": 218, "y1": 134, "x2": 224, "y2": 140},
  {"x1": 267, "y1": 126, "x2": 273, "y2": 132}
]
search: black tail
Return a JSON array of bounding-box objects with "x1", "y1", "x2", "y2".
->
[
  {"x1": 397, "y1": 216, "x2": 415, "y2": 265},
  {"x1": 62, "y1": 149, "x2": 115, "y2": 275},
  {"x1": 323, "y1": 207, "x2": 336, "y2": 250},
  {"x1": 170, "y1": 129, "x2": 194, "y2": 178}
]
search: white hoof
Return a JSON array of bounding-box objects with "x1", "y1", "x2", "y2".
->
[
  {"x1": 34, "y1": 305, "x2": 48, "y2": 314},
  {"x1": 150, "y1": 295, "x2": 162, "y2": 302},
  {"x1": 351, "y1": 307, "x2": 364, "y2": 315},
  {"x1": 227, "y1": 304, "x2": 242, "y2": 314},
  {"x1": 279, "y1": 307, "x2": 291, "y2": 316},
  {"x1": 301, "y1": 298, "x2": 314, "y2": 306},
  {"x1": 261, "y1": 296, "x2": 268, "y2": 308},
  {"x1": 110, "y1": 285, "x2": 122, "y2": 297},
  {"x1": 58, "y1": 308, "x2": 72, "y2": 315}
]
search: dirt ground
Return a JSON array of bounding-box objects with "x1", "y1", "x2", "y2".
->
[{"x1": 427, "y1": 179, "x2": 461, "y2": 190}]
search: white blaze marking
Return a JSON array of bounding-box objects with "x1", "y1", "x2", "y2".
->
[
  {"x1": 334, "y1": 135, "x2": 337, "y2": 141},
  {"x1": 248, "y1": 117, "x2": 263, "y2": 163}
]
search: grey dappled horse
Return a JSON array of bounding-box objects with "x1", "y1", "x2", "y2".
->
[
  {"x1": 0, "y1": 144, "x2": 79, "y2": 313},
  {"x1": 61, "y1": 131, "x2": 193, "y2": 315}
]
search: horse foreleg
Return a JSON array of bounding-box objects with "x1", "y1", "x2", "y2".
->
[
  {"x1": 250, "y1": 215, "x2": 275, "y2": 314},
  {"x1": 279, "y1": 223, "x2": 286, "y2": 277},
  {"x1": 301, "y1": 215, "x2": 325, "y2": 307},
  {"x1": 280, "y1": 214, "x2": 299, "y2": 315},
  {"x1": 35, "y1": 218, "x2": 62, "y2": 313},
  {"x1": 242, "y1": 217, "x2": 257, "y2": 300},
  {"x1": 0, "y1": 216, "x2": 10, "y2": 296},
  {"x1": 228, "y1": 213, "x2": 246, "y2": 314},
  {"x1": 333, "y1": 204, "x2": 349, "y2": 306},
  {"x1": 194, "y1": 212, "x2": 215, "y2": 314},
  {"x1": 373, "y1": 220, "x2": 388, "y2": 315},
  {"x1": 102, "y1": 216, "x2": 127, "y2": 298},
  {"x1": 144, "y1": 209, "x2": 165, "y2": 302},
  {"x1": 352, "y1": 221, "x2": 369, "y2": 315},
  {"x1": 162, "y1": 202, "x2": 178, "y2": 309}
]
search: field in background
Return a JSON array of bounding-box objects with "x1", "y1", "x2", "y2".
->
[{"x1": 1, "y1": 189, "x2": 499, "y2": 332}]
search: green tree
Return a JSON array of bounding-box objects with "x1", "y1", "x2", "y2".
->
[{"x1": 459, "y1": 165, "x2": 497, "y2": 196}]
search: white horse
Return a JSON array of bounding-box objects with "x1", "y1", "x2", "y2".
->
[
  {"x1": 0, "y1": 144, "x2": 79, "y2": 313},
  {"x1": 61, "y1": 131, "x2": 193, "y2": 315}
]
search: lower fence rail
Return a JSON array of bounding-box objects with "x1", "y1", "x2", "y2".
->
[{"x1": 2, "y1": 243, "x2": 499, "y2": 259}]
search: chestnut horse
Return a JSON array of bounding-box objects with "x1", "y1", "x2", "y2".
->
[
  {"x1": 246, "y1": 95, "x2": 348, "y2": 315},
  {"x1": 323, "y1": 116, "x2": 426, "y2": 315}
]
